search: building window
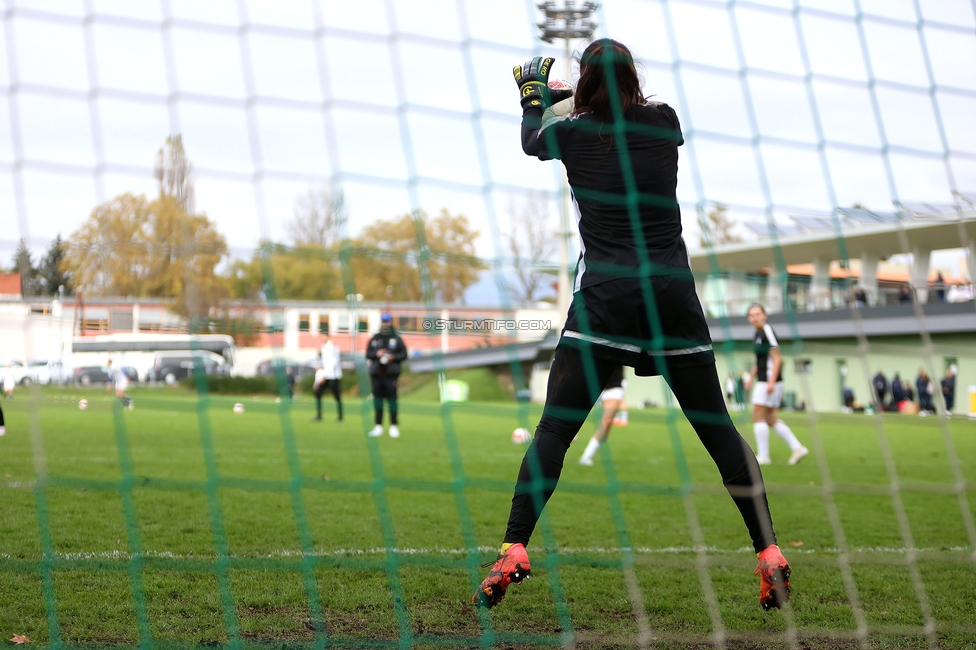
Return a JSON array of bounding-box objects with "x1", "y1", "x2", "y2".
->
[
  {"x1": 319, "y1": 317, "x2": 329, "y2": 334},
  {"x1": 299, "y1": 314, "x2": 311, "y2": 332},
  {"x1": 794, "y1": 358, "x2": 813, "y2": 374},
  {"x1": 397, "y1": 316, "x2": 418, "y2": 331},
  {"x1": 945, "y1": 357, "x2": 958, "y2": 375},
  {"x1": 358, "y1": 317, "x2": 369, "y2": 333}
]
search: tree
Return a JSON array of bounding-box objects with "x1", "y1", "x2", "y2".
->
[
  {"x1": 62, "y1": 193, "x2": 228, "y2": 325},
  {"x1": 351, "y1": 210, "x2": 483, "y2": 303},
  {"x1": 146, "y1": 196, "x2": 229, "y2": 325},
  {"x1": 154, "y1": 134, "x2": 194, "y2": 213},
  {"x1": 12, "y1": 238, "x2": 42, "y2": 296},
  {"x1": 62, "y1": 194, "x2": 156, "y2": 297},
  {"x1": 39, "y1": 234, "x2": 72, "y2": 296},
  {"x1": 506, "y1": 193, "x2": 557, "y2": 305},
  {"x1": 698, "y1": 203, "x2": 742, "y2": 248},
  {"x1": 224, "y1": 244, "x2": 344, "y2": 302},
  {"x1": 288, "y1": 187, "x2": 345, "y2": 248}
]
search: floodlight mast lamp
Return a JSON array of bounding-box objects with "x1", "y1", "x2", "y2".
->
[{"x1": 536, "y1": 1, "x2": 598, "y2": 323}]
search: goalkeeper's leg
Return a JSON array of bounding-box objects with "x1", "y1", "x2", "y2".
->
[
  {"x1": 503, "y1": 346, "x2": 618, "y2": 545},
  {"x1": 663, "y1": 362, "x2": 790, "y2": 609},
  {"x1": 474, "y1": 346, "x2": 616, "y2": 607},
  {"x1": 664, "y1": 363, "x2": 777, "y2": 552}
]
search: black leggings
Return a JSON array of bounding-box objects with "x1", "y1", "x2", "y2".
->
[
  {"x1": 315, "y1": 380, "x2": 343, "y2": 420},
  {"x1": 504, "y1": 346, "x2": 777, "y2": 553},
  {"x1": 0, "y1": 401, "x2": 4, "y2": 427}
]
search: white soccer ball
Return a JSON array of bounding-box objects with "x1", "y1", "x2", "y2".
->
[
  {"x1": 233, "y1": 402, "x2": 244, "y2": 414},
  {"x1": 511, "y1": 427, "x2": 531, "y2": 444},
  {"x1": 78, "y1": 399, "x2": 88, "y2": 410}
]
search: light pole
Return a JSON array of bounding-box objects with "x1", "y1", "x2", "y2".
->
[{"x1": 536, "y1": 1, "x2": 599, "y2": 322}]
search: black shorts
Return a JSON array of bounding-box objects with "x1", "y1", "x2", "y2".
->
[{"x1": 560, "y1": 274, "x2": 714, "y2": 377}]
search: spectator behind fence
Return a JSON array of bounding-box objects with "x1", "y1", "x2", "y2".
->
[
  {"x1": 872, "y1": 370, "x2": 888, "y2": 409},
  {"x1": 941, "y1": 369, "x2": 956, "y2": 415},
  {"x1": 897, "y1": 285, "x2": 913, "y2": 304},
  {"x1": 891, "y1": 372, "x2": 904, "y2": 402},
  {"x1": 916, "y1": 368, "x2": 935, "y2": 415},
  {"x1": 930, "y1": 272, "x2": 946, "y2": 303}
]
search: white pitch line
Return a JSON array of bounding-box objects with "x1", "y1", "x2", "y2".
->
[{"x1": 0, "y1": 545, "x2": 971, "y2": 562}]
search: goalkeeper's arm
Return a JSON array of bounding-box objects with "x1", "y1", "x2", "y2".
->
[{"x1": 513, "y1": 57, "x2": 571, "y2": 160}]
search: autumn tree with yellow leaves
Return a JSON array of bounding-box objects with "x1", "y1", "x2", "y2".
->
[
  {"x1": 62, "y1": 137, "x2": 228, "y2": 328},
  {"x1": 227, "y1": 208, "x2": 484, "y2": 305},
  {"x1": 349, "y1": 209, "x2": 484, "y2": 303},
  {"x1": 62, "y1": 193, "x2": 227, "y2": 323}
]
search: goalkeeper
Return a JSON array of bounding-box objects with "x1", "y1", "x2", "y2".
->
[{"x1": 474, "y1": 40, "x2": 790, "y2": 612}]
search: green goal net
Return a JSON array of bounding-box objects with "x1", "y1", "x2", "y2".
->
[{"x1": 1, "y1": 1, "x2": 975, "y2": 649}]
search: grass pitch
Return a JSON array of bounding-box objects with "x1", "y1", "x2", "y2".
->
[{"x1": 1, "y1": 386, "x2": 975, "y2": 649}]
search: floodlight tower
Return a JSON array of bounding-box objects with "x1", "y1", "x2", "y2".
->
[{"x1": 536, "y1": 1, "x2": 598, "y2": 321}]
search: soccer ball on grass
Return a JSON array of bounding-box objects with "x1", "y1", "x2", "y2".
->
[{"x1": 511, "y1": 427, "x2": 531, "y2": 444}]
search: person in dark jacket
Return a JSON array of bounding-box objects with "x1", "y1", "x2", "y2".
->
[
  {"x1": 916, "y1": 368, "x2": 934, "y2": 414},
  {"x1": 366, "y1": 313, "x2": 407, "y2": 438},
  {"x1": 941, "y1": 369, "x2": 956, "y2": 415},
  {"x1": 891, "y1": 373, "x2": 905, "y2": 406},
  {"x1": 898, "y1": 285, "x2": 913, "y2": 304},
  {"x1": 872, "y1": 370, "x2": 888, "y2": 410}
]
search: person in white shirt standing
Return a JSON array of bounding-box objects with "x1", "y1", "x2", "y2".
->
[{"x1": 314, "y1": 332, "x2": 343, "y2": 422}]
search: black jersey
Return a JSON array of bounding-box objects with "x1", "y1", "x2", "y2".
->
[
  {"x1": 521, "y1": 102, "x2": 687, "y2": 290},
  {"x1": 521, "y1": 102, "x2": 712, "y2": 376},
  {"x1": 753, "y1": 324, "x2": 784, "y2": 383},
  {"x1": 366, "y1": 330, "x2": 407, "y2": 377}
]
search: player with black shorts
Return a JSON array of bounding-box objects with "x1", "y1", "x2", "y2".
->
[
  {"x1": 473, "y1": 41, "x2": 790, "y2": 612},
  {"x1": 366, "y1": 313, "x2": 407, "y2": 438},
  {"x1": 746, "y1": 304, "x2": 807, "y2": 466}
]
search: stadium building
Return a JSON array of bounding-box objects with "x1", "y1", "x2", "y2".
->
[{"x1": 1, "y1": 211, "x2": 973, "y2": 414}]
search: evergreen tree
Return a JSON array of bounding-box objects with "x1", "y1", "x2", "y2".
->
[
  {"x1": 12, "y1": 238, "x2": 41, "y2": 296},
  {"x1": 38, "y1": 234, "x2": 72, "y2": 296}
]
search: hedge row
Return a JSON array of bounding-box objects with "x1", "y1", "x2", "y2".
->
[{"x1": 181, "y1": 373, "x2": 361, "y2": 395}]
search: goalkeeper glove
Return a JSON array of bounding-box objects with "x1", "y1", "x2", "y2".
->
[{"x1": 513, "y1": 56, "x2": 554, "y2": 111}]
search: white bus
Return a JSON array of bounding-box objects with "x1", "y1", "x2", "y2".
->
[{"x1": 68, "y1": 333, "x2": 237, "y2": 382}]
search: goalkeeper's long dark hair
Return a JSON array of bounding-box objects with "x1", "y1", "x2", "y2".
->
[{"x1": 573, "y1": 39, "x2": 646, "y2": 122}]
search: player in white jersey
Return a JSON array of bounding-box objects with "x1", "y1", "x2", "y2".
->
[
  {"x1": 746, "y1": 304, "x2": 806, "y2": 466},
  {"x1": 107, "y1": 359, "x2": 133, "y2": 410},
  {"x1": 313, "y1": 332, "x2": 343, "y2": 422},
  {"x1": 578, "y1": 366, "x2": 626, "y2": 466}
]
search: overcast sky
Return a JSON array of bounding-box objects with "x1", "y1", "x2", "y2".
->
[{"x1": 1, "y1": 0, "x2": 974, "y2": 302}]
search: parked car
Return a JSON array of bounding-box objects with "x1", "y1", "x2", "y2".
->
[
  {"x1": 73, "y1": 365, "x2": 137, "y2": 386},
  {"x1": 151, "y1": 351, "x2": 227, "y2": 385},
  {"x1": 255, "y1": 358, "x2": 316, "y2": 379},
  {"x1": 0, "y1": 360, "x2": 33, "y2": 386},
  {"x1": 27, "y1": 359, "x2": 67, "y2": 386}
]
